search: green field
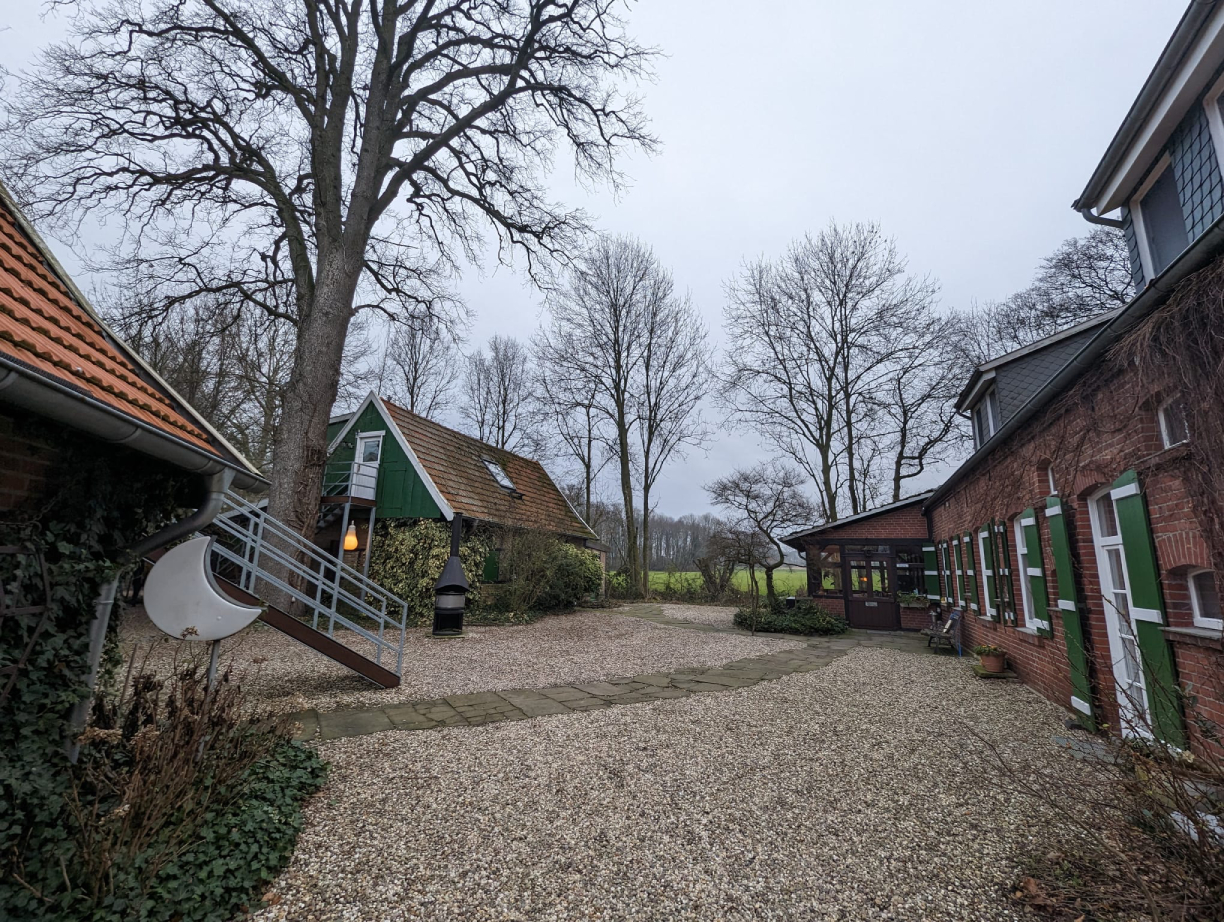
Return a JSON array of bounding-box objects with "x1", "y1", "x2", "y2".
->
[{"x1": 648, "y1": 567, "x2": 808, "y2": 595}]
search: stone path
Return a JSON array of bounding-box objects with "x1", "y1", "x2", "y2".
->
[{"x1": 290, "y1": 605, "x2": 930, "y2": 742}]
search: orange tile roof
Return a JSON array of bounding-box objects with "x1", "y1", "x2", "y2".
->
[
  {"x1": 380, "y1": 397, "x2": 597, "y2": 540},
  {"x1": 0, "y1": 196, "x2": 236, "y2": 459}
]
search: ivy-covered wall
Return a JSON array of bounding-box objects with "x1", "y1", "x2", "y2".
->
[{"x1": 0, "y1": 407, "x2": 200, "y2": 912}]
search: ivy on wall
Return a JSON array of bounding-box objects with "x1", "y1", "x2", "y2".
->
[{"x1": 0, "y1": 413, "x2": 197, "y2": 915}]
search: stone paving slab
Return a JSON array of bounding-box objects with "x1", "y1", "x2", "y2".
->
[{"x1": 289, "y1": 604, "x2": 930, "y2": 743}]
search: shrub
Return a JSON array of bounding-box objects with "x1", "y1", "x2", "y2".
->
[
  {"x1": 4, "y1": 659, "x2": 326, "y2": 921},
  {"x1": 480, "y1": 529, "x2": 602, "y2": 617},
  {"x1": 733, "y1": 600, "x2": 848, "y2": 635},
  {"x1": 367, "y1": 520, "x2": 489, "y2": 626}
]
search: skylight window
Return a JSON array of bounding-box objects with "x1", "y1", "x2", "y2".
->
[{"x1": 482, "y1": 457, "x2": 515, "y2": 491}]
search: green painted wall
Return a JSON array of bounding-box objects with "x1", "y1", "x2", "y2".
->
[{"x1": 327, "y1": 402, "x2": 443, "y2": 520}]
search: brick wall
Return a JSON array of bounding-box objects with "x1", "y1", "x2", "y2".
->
[
  {"x1": 0, "y1": 408, "x2": 58, "y2": 511},
  {"x1": 926, "y1": 346, "x2": 1222, "y2": 752}
]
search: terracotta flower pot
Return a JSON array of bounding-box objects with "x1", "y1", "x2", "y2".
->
[{"x1": 979, "y1": 652, "x2": 1006, "y2": 674}]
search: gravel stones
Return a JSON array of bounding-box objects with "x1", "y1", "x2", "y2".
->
[
  {"x1": 120, "y1": 607, "x2": 803, "y2": 714},
  {"x1": 657, "y1": 604, "x2": 739, "y2": 627},
  {"x1": 254, "y1": 646, "x2": 1082, "y2": 922}
]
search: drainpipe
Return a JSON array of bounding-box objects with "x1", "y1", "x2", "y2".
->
[
  {"x1": 66, "y1": 468, "x2": 236, "y2": 760},
  {"x1": 1078, "y1": 207, "x2": 1126, "y2": 230}
]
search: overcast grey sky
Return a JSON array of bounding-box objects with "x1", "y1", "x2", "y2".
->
[{"x1": 0, "y1": 1, "x2": 1186, "y2": 517}]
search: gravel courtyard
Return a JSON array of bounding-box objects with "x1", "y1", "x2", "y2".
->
[
  {"x1": 120, "y1": 607, "x2": 803, "y2": 713},
  {"x1": 254, "y1": 644, "x2": 1084, "y2": 922}
]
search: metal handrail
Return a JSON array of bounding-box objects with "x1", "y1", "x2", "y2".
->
[
  {"x1": 321, "y1": 460, "x2": 377, "y2": 498},
  {"x1": 208, "y1": 491, "x2": 407, "y2": 676}
]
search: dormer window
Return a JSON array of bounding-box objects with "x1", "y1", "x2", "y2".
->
[
  {"x1": 1131, "y1": 156, "x2": 1189, "y2": 280},
  {"x1": 971, "y1": 387, "x2": 1000, "y2": 449},
  {"x1": 482, "y1": 457, "x2": 516, "y2": 491}
]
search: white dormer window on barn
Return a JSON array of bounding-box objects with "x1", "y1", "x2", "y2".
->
[
  {"x1": 971, "y1": 387, "x2": 1000, "y2": 449},
  {"x1": 482, "y1": 457, "x2": 516, "y2": 492}
]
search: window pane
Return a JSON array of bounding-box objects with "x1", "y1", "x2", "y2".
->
[
  {"x1": 360, "y1": 438, "x2": 381, "y2": 463},
  {"x1": 817, "y1": 547, "x2": 842, "y2": 594},
  {"x1": 1107, "y1": 548, "x2": 1128, "y2": 593},
  {"x1": 871, "y1": 561, "x2": 890, "y2": 597},
  {"x1": 1096, "y1": 497, "x2": 1119, "y2": 538},
  {"x1": 1160, "y1": 400, "x2": 1189, "y2": 447},
  {"x1": 1141, "y1": 167, "x2": 1189, "y2": 276},
  {"x1": 1192, "y1": 571, "x2": 1221, "y2": 620},
  {"x1": 849, "y1": 560, "x2": 869, "y2": 597}
]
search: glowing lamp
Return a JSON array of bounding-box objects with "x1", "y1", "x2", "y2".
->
[{"x1": 343, "y1": 523, "x2": 359, "y2": 552}]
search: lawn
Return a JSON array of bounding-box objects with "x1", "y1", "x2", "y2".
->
[{"x1": 648, "y1": 567, "x2": 808, "y2": 595}]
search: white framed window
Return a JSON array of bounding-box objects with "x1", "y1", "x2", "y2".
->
[
  {"x1": 1046, "y1": 465, "x2": 1058, "y2": 495},
  {"x1": 1013, "y1": 517, "x2": 1036, "y2": 630},
  {"x1": 978, "y1": 528, "x2": 996, "y2": 620},
  {"x1": 951, "y1": 540, "x2": 963, "y2": 607},
  {"x1": 1088, "y1": 486, "x2": 1152, "y2": 736},
  {"x1": 1189, "y1": 568, "x2": 1222, "y2": 631},
  {"x1": 1158, "y1": 398, "x2": 1190, "y2": 449},
  {"x1": 1129, "y1": 154, "x2": 1189, "y2": 281},
  {"x1": 482, "y1": 457, "x2": 516, "y2": 491},
  {"x1": 971, "y1": 387, "x2": 1000, "y2": 449},
  {"x1": 1203, "y1": 71, "x2": 1224, "y2": 186}
]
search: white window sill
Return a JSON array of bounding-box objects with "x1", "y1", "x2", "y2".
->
[{"x1": 1015, "y1": 626, "x2": 1040, "y2": 637}]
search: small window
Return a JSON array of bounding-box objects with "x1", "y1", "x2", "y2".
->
[
  {"x1": 977, "y1": 530, "x2": 997, "y2": 620},
  {"x1": 1189, "y1": 569, "x2": 1222, "y2": 631},
  {"x1": 971, "y1": 387, "x2": 1000, "y2": 449},
  {"x1": 1132, "y1": 158, "x2": 1189, "y2": 279},
  {"x1": 482, "y1": 457, "x2": 515, "y2": 491},
  {"x1": 815, "y1": 546, "x2": 842, "y2": 595},
  {"x1": 1158, "y1": 398, "x2": 1189, "y2": 449},
  {"x1": 1014, "y1": 517, "x2": 1037, "y2": 630},
  {"x1": 1046, "y1": 465, "x2": 1057, "y2": 495}
]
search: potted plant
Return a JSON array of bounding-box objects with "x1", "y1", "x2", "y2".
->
[
  {"x1": 974, "y1": 644, "x2": 1006, "y2": 674},
  {"x1": 896, "y1": 591, "x2": 928, "y2": 610}
]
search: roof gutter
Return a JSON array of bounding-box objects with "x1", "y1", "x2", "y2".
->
[
  {"x1": 0, "y1": 357, "x2": 265, "y2": 490},
  {"x1": 1073, "y1": 0, "x2": 1220, "y2": 214},
  {"x1": 925, "y1": 213, "x2": 1224, "y2": 511},
  {"x1": 1078, "y1": 207, "x2": 1126, "y2": 230}
]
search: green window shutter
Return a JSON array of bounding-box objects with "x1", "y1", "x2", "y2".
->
[
  {"x1": 963, "y1": 532, "x2": 981, "y2": 614},
  {"x1": 922, "y1": 545, "x2": 940, "y2": 601},
  {"x1": 1111, "y1": 470, "x2": 1185, "y2": 747},
  {"x1": 1045, "y1": 496, "x2": 1095, "y2": 728},
  {"x1": 953, "y1": 538, "x2": 966, "y2": 607},
  {"x1": 1020, "y1": 508, "x2": 1053, "y2": 637},
  {"x1": 978, "y1": 523, "x2": 998, "y2": 621}
]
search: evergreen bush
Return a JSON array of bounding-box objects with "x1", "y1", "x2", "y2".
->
[{"x1": 733, "y1": 600, "x2": 848, "y2": 635}]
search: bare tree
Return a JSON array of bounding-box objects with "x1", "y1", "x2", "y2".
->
[
  {"x1": 460, "y1": 335, "x2": 543, "y2": 455},
  {"x1": 721, "y1": 222, "x2": 942, "y2": 521},
  {"x1": 539, "y1": 372, "x2": 610, "y2": 524},
  {"x1": 376, "y1": 318, "x2": 464, "y2": 419},
  {"x1": 537, "y1": 234, "x2": 709, "y2": 596},
  {"x1": 2, "y1": 0, "x2": 656, "y2": 535},
  {"x1": 960, "y1": 228, "x2": 1134, "y2": 363},
  {"x1": 705, "y1": 463, "x2": 815, "y2": 605}
]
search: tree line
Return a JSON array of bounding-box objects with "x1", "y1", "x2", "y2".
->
[{"x1": 0, "y1": 0, "x2": 1133, "y2": 603}]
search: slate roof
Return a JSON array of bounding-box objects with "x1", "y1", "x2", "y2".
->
[
  {"x1": 0, "y1": 188, "x2": 259, "y2": 478},
  {"x1": 380, "y1": 398, "x2": 597, "y2": 541}
]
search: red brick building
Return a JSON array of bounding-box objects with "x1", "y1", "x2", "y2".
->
[{"x1": 789, "y1": 5, "x2": 1224, "y2": 753}]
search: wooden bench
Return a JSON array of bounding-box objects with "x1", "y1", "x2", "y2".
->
[{"x1": 921, "y1": 607, "x2": 962, "y2": 656}]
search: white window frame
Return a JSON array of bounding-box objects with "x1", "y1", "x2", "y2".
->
[
  {"x1": 1157, "y1": 397, "x2": 1189, "y2": 449},
  {"x1": 1129, "y1": 153, "x2": 1178, "y2": 282},
  {"x1": 1088, "y1": 485, "x2": 1155, "y2": 737},
  {"x1": 951, "y1": 540, "x2": 963, "y2": 608},
  {"x1": 977, "y1": 528, "x2": 996, "y2": 620},
  {"x1": 1047, "y1": 465, "x2": 1058, "y2": 495},
  {"x1": 355, "y1": 430, "x2": 385, "y2": 464},
  {"x1": 1188, "y1": 567, "x2": 1223, "y2": 631},
  {"x1": 1203, "y1": 70, "x2": 1224, "y2": 183},
  {"x1": 482, "y1": 456, "x2": 516, "y2": 491},
  {"x1": 1013, "y1": 517, "x2": 1037, "y2": 631},
  {"x1": 971, "y1": 387, "x2": 1000, "y2": 449}
]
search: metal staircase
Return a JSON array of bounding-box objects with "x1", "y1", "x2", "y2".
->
[{"x1": 195, "y1": 491, "x2": 409, "y2": 687}]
